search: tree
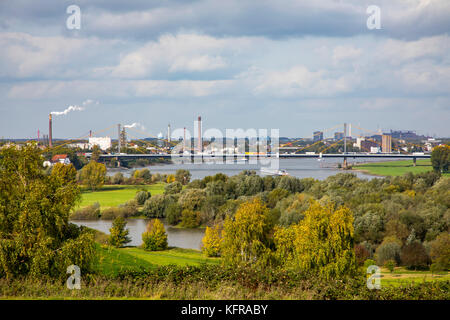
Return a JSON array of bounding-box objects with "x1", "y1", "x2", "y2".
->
[
  {"x1": 0, "y1": 144, "x2": 96, "y2": 278},
  {"x1": 135, "y1": 190, "x2": 151, "y2": 205},
  {"x1": 142, "y1": 219, "x2": 168, "y2": 251},
  {"x1": 166, "y1": 203, "x2": 182, "y2": 225},
  {"x1": 221, "y1": 199, "x2": 273, "y2": 269},
  {"x1": 375, "y1": 237, "x2": 402, "y2": 266},
  {"x1": 175, "y1": 169, "x2": 191, "y2": 185},
  {"x1": 202, "y1": 225, "x2": 222, "y2": 257},
  {"x1": 80, "y1": 161, "x2": 107, "y2": 191},
  {"x1": 431, "y1": 145, "x2": 450, "y2": 173},
  {"x1": 429, "y1": 233, "x2": 450, "y2": 271},
  {"x1": 166, "y1": 174, "x2": 176, "y2": 183},
  {"x1": 286, "y1": 201, "x2": 356, "y2": 278},
  {"x1": 179, "y1": 209, "x2": 201, "y2": 228},
  {"x1": 108, "y1": 216, "x2": 131, "y2": 247},
  {"x1": 400, "y1": 241, "x2": 430, "y2": 270},
  {"x1": 384, "y1": 259, "x2": 396, "y2": 273},
  {"x1": 178, "y1": 188, "x2": 206, "y2": 211},
  {"x1": 142, "y1": 194, "x2": 171, "y2": 218},
  {"x1": 91, "y1": 144, "x2": 101, "y2": 162},
  {"x1": 164, "y1": 181, "x2": 182, "y2": 195}
]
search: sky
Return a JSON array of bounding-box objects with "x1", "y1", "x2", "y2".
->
[{"x1": 0, "y1": 0, "x2": 449, "y2": 139}]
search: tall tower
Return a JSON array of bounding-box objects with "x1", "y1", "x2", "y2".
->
[
  {"x1": 197, "y1": 116, "x2": 202, "y2": 153},
  {"x1": 167, "y1": 124, "x2": 171, "y2": 143},
  {"x1": 183, "y1": 127, "x2": 186, "y2": 153},
  {"x1": 117, "y1": 124, "x2": 121, "y2": 153},
  {"x1": 49, "y1": 114, "x2": 53, "y2": 148}
]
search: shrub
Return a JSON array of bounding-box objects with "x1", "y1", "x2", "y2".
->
[
  {"x1": 135, "y1": 190, "x2": 151, "y2": 205},
  {"x1": 175, "y1": 169, "x2": 191, "y2": 185},
  {"x1": 70, "y1": 202, "x2": 101, "y2": 220},
  {"x1": 400, "y1": 241, "x2": 430, "y2": 270},
  {"x1": 112, "y1": 172, "x2": 124, "y2": 184},
  {"x1": 364, "y1": 259, "x2": 377, "y2": 270},
  {"x1": 179, "y1": 209, "x2": 201, "y2": 228},
  {"x1": 107, "y1": 217, "x2": 131, "y2": 247},
  {"x1": 202, "y1": 225, "x2": 222, "y2": 257},
  {"x1": 166, "y1": 203, "x2": 182, "y2": 225},
  {"x1": 164, "y1": 181, "x2": 182, "y2": 195},
  {"x1": 375, "y1": 239, "x2": 401, "y2": 266},
  {"x1": 142, "y1": 219, "x2": 168, "y2": 251},
  {"x1": 429, "y1": 233, "x2": 450, "y2": 271},
  {"x1": 384, "y1": 259, "x2": 396, "y2": 273}
]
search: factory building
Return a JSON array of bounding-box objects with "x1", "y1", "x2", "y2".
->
[{"x1": 89, "y1": 137, "x2": 112, "y2": 151}]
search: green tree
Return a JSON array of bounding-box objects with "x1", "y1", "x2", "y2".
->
[
  {"x1": 221, "y1": 199, "x2": 273, "y2": 269},
  {"x1": 164, "y1": 181, "x2": 182, "y2": 195},
  {"x1": 80, "y1": 161, "x2": 107, "y2": 191},
  {"x1": 0, "y1": 144, "x2": 96, "y2": 278},
  {"x1": 429, "y1": 233, "x2": 450, "y2": 271},
  {"x1": 400, "y1": 241, "x2": 430, "y2": 270},
  {"x1": 179, "y1": 209, "x2": 201, "y2": 228},
  {"x1": 142, "y1": 194, "x2": 171, "y2": 218},
  {"x1": 142, "y1": 219, "x2": 168, "y2": 251},
  {"x1": 166, "y1": 202, "x2": 182, "y2": 225},
  {"x1": 175, "y1": 169, "x2": 191, "y2": 185},
  {"x1": 108, "y1": 217, "x2": 131, "y2": 247},
  {"x1": 431, "y1": 145, "x2": 450, "y2": 173},
  {"x1": 384, "y1": 259, "x2": 396, "y2": 273},
  {"x1": 91, "y1": 144, "x2": 101, "y2": 162},
  {"x1": 375, "y1": 237, "x2": 402, "y2": 266},
  {"x1": 135, "y1": 190, "x2": 151, "y2": 205},
  {"x1": 202, "y1": 225, "x2": 222, "y2": 257}
]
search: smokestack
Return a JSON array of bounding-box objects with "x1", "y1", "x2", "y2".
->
[
  {"x1": 183, "y1": 127, "x2": 186, "y2": 152},
  {"x1": 167, "y1": 124, "x2": 171, "y2": 142},
  {"x1": 37, "y1": 129, "x2": 40, "y2": 143},
  {"x1": 89, "y1": 130, "x2": 92, "y2": 138},
  {"x1": 118, "y1": 124, "x2": 121, "y2": 153},
  {"x1": 198, "y1": 116, "x2": 202, "y2": 153},
  {"x1": 49, "y1": 114, "x2": 53, "y2": 148}
]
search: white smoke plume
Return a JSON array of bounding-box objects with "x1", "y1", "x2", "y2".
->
[
  {"x1": 51, "y1": 99, "x2": 99, "y2": 116},
  {"x1": 124, "y1": 122, "x2": 146, "y2": 130}
]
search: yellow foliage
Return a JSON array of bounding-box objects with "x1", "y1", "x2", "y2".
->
[
  {"x1": 166, "y1": 174, "x2": 176, "y2": 183},
  {"x1": 202, "y1": 225, "x2": 222, "y2": 257}
]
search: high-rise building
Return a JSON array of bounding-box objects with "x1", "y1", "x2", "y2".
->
[
  {"x1": 313, "y1": 131, "x2": 323, "y2": 142},
  {"x1": 334, "y1": 132, "x2": 344, "y2": 141},
  {"x1": 382, "y1": 134, "x2": 392, "y2": 153}
]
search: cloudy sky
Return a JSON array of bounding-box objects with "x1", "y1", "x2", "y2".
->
[{"x1": 0, "y1": 0, "x2": 449, "y2": 139}]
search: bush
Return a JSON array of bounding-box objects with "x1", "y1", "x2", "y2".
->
[
  {"x1": 363, "y1": 259, "x2": 377, "y2": 270},
  {"x1": 107, "y1": 217, "x2": 131, "y2": 247},
  {"x1": 142, "y1": 219, "x2": 168, "y2": 251},
  {"x1": 400, "y1": 241, "x2": 430, "y2": 270},
  {"x1": 135, "y1": 190, "x2": 151, "y2": 205},
  {"x1": 166, "y1": 203, "x2": 182, "y2": 225},
  {"x1": 202, "y1": 225, "x2": 222, "y2": 257},
  {"x1": 70, "y1": 202, "x2": 101, "y2": 220},
  {"x1": 101, "y1": 201, "x2": 139, "y2": 219},
  {"x1": 164, "y1": 181, "x2": 182, "y2": 195},
  {"x1": 375, "y1": 239, "x2": 401, "y2": 266},
  {"x1": 179, "y1": 209, "x2": 201, "y2": 228},
  {"x1": 384, "y1": 259, "x2": 396, "y2": 273}
]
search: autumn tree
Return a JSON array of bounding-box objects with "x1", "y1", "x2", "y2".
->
[
  {"x1": 275, "y1": 200, "x2": 357, "y2": 278},
  {"x1": 142, "y1": 219, "x2": 168, "y2": 251},
  {"x1": 221, "y1": 199, "x2": 273, "y2": 269},
  {"x1": 80, "y1": 160, "x2": 107, "y2": 191},
  {"x1": 202, "y1": 225, "x2": 222, "y2": 257},
  {"x1": 175, "y1": 169, "x2": 191, "y2": 185},
  {"x1": 429, "y1": 233, "x2": 450, "y2": 271},
  {"x1": 108, "y1": 216, "x2": 131, "y2": 247}
]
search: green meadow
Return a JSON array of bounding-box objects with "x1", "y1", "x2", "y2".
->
[
  {"x1": 79, "y1": 184, "x2": 165, "y2": 208},
  {"x1": 354, "y1": 159, "x2": 449, "y2": 177}
]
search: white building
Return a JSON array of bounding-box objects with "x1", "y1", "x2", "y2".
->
[{"x1": 89, "y1": 137, "x2": 112, "y2": 151}]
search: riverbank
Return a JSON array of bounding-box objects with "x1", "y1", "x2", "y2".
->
[{"x1": 353, "y1": 159, "x2": 449, "y2": 177}]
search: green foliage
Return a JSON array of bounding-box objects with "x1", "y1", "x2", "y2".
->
[
  {"x1": 164, "y1": 181, "x2": 182, "y2": 195},
  {"x1": 101, "y1": 200, "x2": 138, "y2": 220},
  {"x1": 0, "y1": 144, "x2": 96, "y2": 278},
  {"x1": 179, "y1": 209, "x2": 201, "y2": 228},
  {"x1": 202, "y1": 225, "x2": 222, "y2": 257},
  {"x1": 107, "y1": 217, "x2": 131, "y2": 248},
  {"x1": 70, "y1": 202, "x2": 101, "y2": 220},
  {"x1": 80, "y1": 161, "x2": 107, "y2": 191},
  {"x1": 431, "y1": 145, "x2": 450, "y2": 173},
  {"x1": 384, "y1": 259, "x2": 396, "y2": 273},
  {"x1": 429, "y1": 233, "x2": 450, "y2": 271},
  {"x1": 376, "y1": 238, "x2": 402, "y2": 266},
  {"x1": 175, "y1": 169, "x2": 191, "y2": 185},
  {"x1": 142, "y1": 194, "x2": 172, "y2": 218},
  {"x1": 363, "y1": 259, "x2": 377, "y2": 270},
  {"x1": 178, "y1": 188, "x2": 206, "y2": 211},
  {"x1": 166, "y1": 202, "x2": 182, "y2": 225},
  {"x1": 135, "y1": 190, "x2": 151, "y2": 205},
  {"x1": 142, "y1": 219, "x2": 168, "y2": 251}
]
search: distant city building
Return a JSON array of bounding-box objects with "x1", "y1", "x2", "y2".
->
[
  {"x1": 334, "y1": 132, "x2": 344, "y2": 141},
  {"x1": 89, "y1": 137, "x2": 112, "y2": 151},
  {"x1": 313, "y1": 131, "x2": 323, "y2": 142},
  {"x1": 382, "y1": 134, "x2": 392, "y2": 153}
]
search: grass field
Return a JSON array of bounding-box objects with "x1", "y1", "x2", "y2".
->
[
  {"x1": 96, "y1": 244, "x2": 219, "y2": 276},
  {"x1": 79, "y1": 184, "x2": 165, "y2": 208},
  {"x1": 354, "y1": 159, "x2": 450, "y2": 177},
  {"x1": 379, "y1": 267, "x2": 450, "y2": 287}
]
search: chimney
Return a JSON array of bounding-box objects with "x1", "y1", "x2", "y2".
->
[
  {"x1": 197, "y1": 116, "x2": 202, "y2": 153},
  {"x1": 49, "y1": 114, "x2": 53, "y2": 148},
  {"x1": 183, "y1": 127, "x2": 186, "y2": 153},
  {"x1": 167, "y1": 124, "x2": 171, "y2": 142}
]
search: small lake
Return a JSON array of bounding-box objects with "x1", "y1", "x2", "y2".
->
[{"x1": 72, "y1": 219, "x2": 205, "y2": 250}]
